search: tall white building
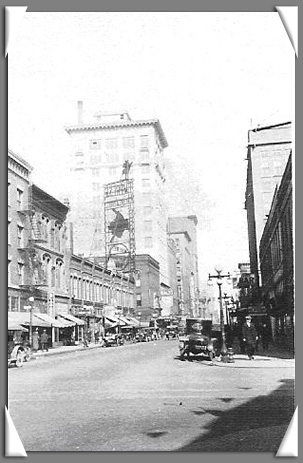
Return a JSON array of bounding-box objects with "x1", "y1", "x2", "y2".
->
[{"x1": 65, "y1": 103, "x2": 170, "y2": 286}]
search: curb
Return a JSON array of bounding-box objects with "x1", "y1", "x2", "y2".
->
[
  {"x1": 31, "y1": 344, "x2": 104, "y2": 359},
  {"x1": 206, "y1": 355, "x2": 294, "y2": 369}
]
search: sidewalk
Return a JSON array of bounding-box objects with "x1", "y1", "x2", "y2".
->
[
  {"x1": 31, "y1": 342, "x2": 105, "y2": 359},
  {"x1": 209, "y1": 341, "x2": 295, "y2": 369}
]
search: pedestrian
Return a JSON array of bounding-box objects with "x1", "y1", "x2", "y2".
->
[
  {"x1": 32, "y1": 328, "x2": 39, "y2": 352},
  {"x1": 40, "y1": 329, "x2": 49, "y2": 352},
  {"x1": 260, "y1": 323, "x2": 271, "y2": 351},
  {"x1": 242, "y1": 315, "x2": 258, "y2": 360}
]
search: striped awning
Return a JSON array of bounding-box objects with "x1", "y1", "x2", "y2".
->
[
  {"x1": 57, "y1": 313, "x2": 85, "y2": 326},
  {"x1": 8, "y1": 318, "x2": 29, "y2": 332},
  {"x1": 8, "y1": 311, "x2": 49, "y2": 328},
  {"x1": 34, "y1": 313, "x2": 70, "y2": 328}
]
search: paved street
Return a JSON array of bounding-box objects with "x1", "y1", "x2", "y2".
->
[{"x1": 8, "y1": 340, "x2": 295, "y2": 452}]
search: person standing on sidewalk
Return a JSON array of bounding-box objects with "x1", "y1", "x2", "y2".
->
[
  {"x1": 260, "y1": 322, "x2": 271, "y2": 351},
  {"x1": 242, "y1": 315, "x2": 258, "y2": 360},
  {"x1": 40, "y1": 329, "x2": 49, "y2": 352},
  {"x1": 32, "y1": 328, "x2": 40, "y2": 352}
]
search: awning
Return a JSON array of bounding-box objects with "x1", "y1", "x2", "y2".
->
[
  {"x1": 105, "y1": 315, "x2": 122, "y2": 325},
  {"x1": 117, "y1": 316, "x2": 133, "y2": 326},
  {"x1": 8, "y1": 311, "x2": 49, "y2": 328},
  {"x1": 104, "y1": 317, "x2": 118, "y2": 328},
  {"x1": 124, "y1": 316, "x2": 140, "y2": 326},
  {"x1": 34, "y1": 313, "x2": 69, "y2": 328},
  {"x1": 8, "y1": 318, "x2": 28, "y2": 332},
  {"x1": 57, "y1": 313, "x2": 85, "y2": 326}
]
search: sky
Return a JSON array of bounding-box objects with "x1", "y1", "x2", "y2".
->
[{"x1": 8, "y1": 12, "x2": 295, "y2": 283}]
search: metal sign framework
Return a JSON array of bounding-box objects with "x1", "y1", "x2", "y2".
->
[{"x1": 104, "y1": 178, "x2": 135, "y2": 273}]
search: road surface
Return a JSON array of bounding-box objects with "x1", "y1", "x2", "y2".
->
[{"x1": 8, "y1": 339, "x2": 295, "y2": 452}]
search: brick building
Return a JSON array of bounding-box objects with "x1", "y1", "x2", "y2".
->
[{"x1": 259, "y1": 152, "x2": 294, "y2": 351}]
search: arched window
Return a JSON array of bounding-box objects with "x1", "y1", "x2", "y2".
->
[
  {"x1": 41, "y1": 214, "x2": 49, "y2": 240},
  {"x1": 42, "y1": 253, "x2": 51, "y2": 285},
  {"x1": 55, "y1": 221, "x2": 62, "y2": 252},
  {"x1": 55, "y1": 258, "x2": 63, "y2": 288}
]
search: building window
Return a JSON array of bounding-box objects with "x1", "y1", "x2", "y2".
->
[
  {"x1": 273, "y1": 159, "x2": 283, "y2": 176},
  {"x1": 56, "y1": 260, "x2": 63, "y2": 288},
  {"x1": 144, "y1": 220, "x2": 152, "y2": 231},
  {"x1": 90, "y1": 154, "x2": 102, "y2": 164},
  {"x1": 140, "y1": 150, "x2": 150, "y2": 162},
  {"x1": 143, "y1": 206, "x2": 152, "y2": 215},
  {"x1": 105, "y1": 138, "x2": 118, "y2": 150},
  {"x1": 51, "y1": 266, "x2": 55, "y2": 287},
  {"x1": 141, "y1": 165, "x2": 150, "y2": 174},
  {"x1": 122, "y1": 137, "x2": 135, "y2": 149},
  {"x1": 10, "y1": 296, "x2": 19, "y2": 312},
  {"x1": 143, "y1": 192, "x2": 151, "y2": 201},
  {"x1": 16, "y1": 188, "x2": 23, "y2": 210},
  {"x1": 140, "y1": 135, "x2": 149, "y2": 148},
  {"x1": 261, "y1": 165, "x2": 271, "y2": 177},
  {"x1": 8, "y1": 220, "x2": 11, "y2": 245},
  {"x1": 123, "y1": 152, "x2": 135, "y2": 162},
  {"x1": 17, "y1": 225, "x2": 24, "y2": 247},
  {"x1": 144, "y1": 237, "x2": 153, "y2": 248},
  {"x1": 109, "y1": 167, "x2": 117, "y2": 176},
  {"x1": 42, "y1": 254, "x2": 51, "y2": 284},
  {"x1": 17, "y1": 261, "x2": 24, "y2": 285},
  {"x1": 92, "y1": 182, "x2": 101, "y2": 192},
  {"x1": 106, "y1": 152, "x2": 119, "y2": 163},
  {"x1": 92, "y1": 168, "x2": 100, "y2": 177},
  {"x1": 8, "y1": 259, "x2": 11, "y2": 284},
  {"x1": 136, "y1": 293, "x2": 142, "y2": 307},
  {"x1": 89, "y1": 139, "x2": 102, "y2": 150},
  {"x1": 142, "y1": 178, "x2": 150, "y2": 188},
  {"x1": 55, "y1": 222, "x2": 62, "y2": 252},
  {"x1": 260, "y1": 151, "x2": 270, "y2": 167},
  {"x1": 262, "y1": 179, "x2": 272, "y2": 192},
  {"x1": 41, "y1": 215, "x2": 49, "y2": 240},
  {"x1": 50, "y1": 228, "x2": 55, "y2": 248}
]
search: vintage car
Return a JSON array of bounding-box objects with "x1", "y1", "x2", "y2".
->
[
  {"x1": 8, "y1": 322, "x2": 31, "y2": 368},
  {"x1": 102, "y1": 333, "x2": 124, "y2": 347},
  {"x1": 178, "y1": 318, "x2": 218, "y2": 361}
]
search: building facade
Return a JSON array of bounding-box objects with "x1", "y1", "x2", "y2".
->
[
  {"x1": 65, "y1": 103, "x2": 170, "y2": 287},
  {"x1": 134, "y1": 254, "x2": 160, "y2": 322},
  {"x1": 29, "y1": 184, "x2": 70, "y2": 317},
  {"x1": 245, "y1": 122, "x2": 292, "y2": 287},
  {"x1": 259, "y1": 153, "x2": 294, "y2": 351},
  {"x1": 8, "y1": 149, "x2": 33, "y2": 312},
  {"x1": 161, "y1": 237, "x2": 178, "y2": 317},
  {"x1": 167, "y1": 215, "x2": 199, "y2": 317}
]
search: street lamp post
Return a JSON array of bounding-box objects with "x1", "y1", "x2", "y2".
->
[
  {"x1": 222, "y1": 293, "x2": 231, "y2": 327},
  {"x1": 28, "y1": 296, "x2": 34, "y2": 348},
  {"x1": 208, "y1": 265, "x2": 231, "y2": 363}
]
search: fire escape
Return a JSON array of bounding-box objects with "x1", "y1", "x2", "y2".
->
[{"x1": 18, "y1": 185, "x2": 48, "y2": 296}]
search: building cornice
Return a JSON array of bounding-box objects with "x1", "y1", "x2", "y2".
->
[
  {"x1": 65, "y1": 119, "x2": 168, "y2": 148},
  {"x1": 8, "y1": 148, "x2": 33, "y2": 172}
]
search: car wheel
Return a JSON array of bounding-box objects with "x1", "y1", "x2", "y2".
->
[
  {"x1": 179, "y1": 347, "x2": 187, "y2": 360},
  {"x1": 15, "y1": 350, "x2": 24, "y2": 367}
]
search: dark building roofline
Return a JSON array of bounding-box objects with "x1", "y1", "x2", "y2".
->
[
  {"x1": 32, "y1": 184, "x2": 69, "y2": 215},
  {"x1": 250, "y1": 121, "x2": 292, "y2": 133}
]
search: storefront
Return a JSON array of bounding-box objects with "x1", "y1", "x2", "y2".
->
[{"x1": 57, "y1": 313, "x2": 85, "y2": 344}]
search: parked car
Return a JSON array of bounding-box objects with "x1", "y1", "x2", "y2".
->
[
  {"x1": 103, "y1": 333, "x2": 124, "y2": 347},
  {"x1": 8, "y1": 323, "x2": 31, "y2": 368},
  {"x1": 178, "y1": 318, "x2": 218, "y2": 361}
]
